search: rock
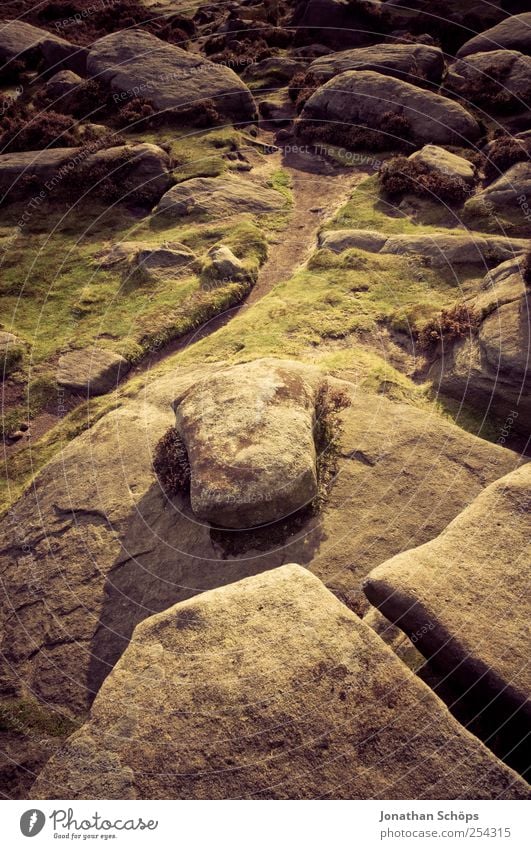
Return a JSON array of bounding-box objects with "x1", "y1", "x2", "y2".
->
[
  {"x1": 0, "y1": 330, "x2": 23, "y2": 378},
  {"x1": 318, "y1": 228, "x2": 388, "y2": 253},
  {"x1": 464, "y1": 162, "x2": 531, "y2": 236},
  {"x1": 154, "y1": 175, "x2": 285, "y2": 219},
  {"x1": 0, "y1": 19, "x2": 87, "y2": 74},
  {"x1": 96, "y1": 240, "x2": 195, "y2": 270},
  {"x1": 133, "y1": 244, "x2": 198, "y2": 277},
  {"x1": 174, "y1": 359, "x2": 321, "y2": 527},
  {"x1": 409, "y1": 144, "x2": 476, "y2": 184},
  {"x1": 457, "y1": 12, "x2": 531, "y2": 59},
  {"x1": 0, "y1": 143, "x2": 173, "y2": 204},
  {"x1": 44, "y1": 70, "x2": 84, "y2": 102},
  {"x1": 364, "y1": 464, "x2": 531, "y2": 750},
  {"x1": 446, "y1": 50, "x2": 531, "y2": 108},
  {"x1": 427, "y1": 261, "x2": 531, "y2": 432},
  {"x1": 87, "y1": 143, "x2": 173, "y2": 205},
  {"x1": 0, "y1": 148, "x2": 77, "y2": 200},
  {"x1": 0, "y1": 366, "x2": 519, "y2": 721},
  {"x1": 243, "y1": 56, "x2": 306, "y2": 83},
  {"x1": 87, "y1": 30, "x2": 256, "y2": 123},
  {"x1": 200, "y1": 244, "x2": 252, "y2": 288},
  {"x1": 31, "y1": 564, "x2": 530, "y2": 800},
  {"x1": 318, "y1": 229, "x2": 530, "y2": 266},
  {"x1": 309, "y1": 43, "x2": 445, "y2": 85},
  {"x1": 56, "y1": 348, "x2": 130, "y2": 396},
  {"x1": 300, "y1": 70, "x2": 481, "y2": 147}
]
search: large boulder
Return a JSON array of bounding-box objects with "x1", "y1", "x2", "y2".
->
[
  {"x1": 56, "y1": 348, "x2": 130, "y2": 396},
  {"x1": 0, "y1": 364, "x2": 519, "y2": 726},
  {"x1": 464, "y1": 162, "x2": 531, "y2": 236},
  {"x1": 87, "y1": 29, "x2": 256, "y2": 123},
  {"x1": 409, "y1": 144, "x2": 476, "y2": 184},
  {"x1": 299, "y1": 70, "x2": 481, "y2": 147},
  {"x1": 31, "y1": 565, "x2": 530, "y2": 800},
  {"x1": 457, "y1": 12, "x2": 531, "y2": 59},
  {"x1": 309, "y1": 43, "x2": 445, "y2": 85},
  {"x1": 0, "y1": 19, "x2": 87, "y2": 74},
  {"x1": 174, "y1": 359, "x2": 321, "y2": 527},
  {"x1": 427, "y1": 260, "x2": 531, "y2": 432},
  {"x1": 154, "y1": 175, "x2": 285, "y2": 219},
  {"x1": 446, "y1": 50, "x2": 531, "y2": 109},
  {"x1": 0, "y1": 143, "x2": 173, "y2": 204},
  {"x1": 364, "y1": 464, "x2": 531, "y2": 748},
  {"x1": 318, "y1": 229, "x2": 530, "y2": 267}
]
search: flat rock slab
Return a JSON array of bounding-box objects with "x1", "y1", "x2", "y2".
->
[
  {"x1": 87, "y1": 29, "x2": 256, "y2": 123},
  {"x1": 309, "y1": 43, "x2": 445, "y2": 85},
  {"x1": 318, "y1": 229, "x2": 530, "y2": 267},
  {"x1": 300, "y1": 70, "x2": 481, "y2": 147},
  {"x1": 0, "y1": 19, "x2": 86, "y2": 73},
  {"x1": 174, "y1": 359, "x2": 321, "y2": 527},
  {"x1": 364, "y1": 464, "x2": 531, "y2": 735},
  {"x1": 155, "y1": 175, "x2": 285, "y2": 219},
  {"x1": 57, "y1": 348, "x2": 130, "y2": 396},
  {"x1": 30, "y1": 565, "x2": 530, "y2": 800},
  {"x1": 457, "y1": 12, "x2": 531, "y2": 59}
]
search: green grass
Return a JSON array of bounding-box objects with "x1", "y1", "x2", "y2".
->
[{"x1": 0, "y1": 696, "x2": 80, "y2": 738}]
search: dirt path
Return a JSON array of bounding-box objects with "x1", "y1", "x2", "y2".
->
[{"x1": 5, "y1": 135, "x2": 366, "y2": 455}]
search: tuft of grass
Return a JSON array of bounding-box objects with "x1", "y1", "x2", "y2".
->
[{"x1": 153, "y1": 427, "x2": 190, "y2": 497}]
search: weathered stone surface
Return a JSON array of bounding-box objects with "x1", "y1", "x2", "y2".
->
[
  {"x1": 0, "y1": 19, "x2": 87, "y2": 73},
  {"x1": 44, "y1": 70, "x2": 84, "y2": 102},
  {"x1": 318, "y1": 228, "x2": 388, "y2": 253},
  {"x1": 0, "y1": 366, "x2": 519, "y2": 721},
  {"x1": 31, "y1": 565, "x2": 530, "y2": 800},
  {"x1": 309, "y1": 43, "x2": 445, "y2": 85},
  {"x1": 154, "y1": 175, "x2": 285, "y2": 219},
  {"x1": 0, "y1": 143, "x2": 172, "y2": 203},
  {"x1": 300, "y1": 71, "x2": 481, "y2": 147},
  {"x1": 87, "y1": 30, "x2": 256, "y2": 122},
  {"x1": 318, "y1": 229, "x2": 530, "y2": 266},
  {"x1": 409, "y1": 144, "x2": 476, "y2": 184},
  {"x1": 427, "y1": 261, "x2": 531, "y2": 431},
  {"x1": 364, "y1": 464, "x2": 531, "y2": 738},
  {"x1": 457, "y1": 12, "x2": 531, "y2": 59},
  {"x1": 447, "y1": 50, "x2": 531, "y2": 107},
  {"x1": 464, "y1": 162, "x2": 531, "y2": 236},
  {"x1": 174, "y1": 359, "x2": 320, "y2": 527},
  {"x1": 243, "y1": 56, "x2": 306, "y2": 83},
  {"x1": 57, "y1": 348, "x2": 130, "y2": 396}
]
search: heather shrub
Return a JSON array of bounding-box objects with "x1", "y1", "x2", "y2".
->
[
  {"x1": 484, "y1": 136, "x2": 531, "y2": 183},
  {"x1": 313, "y1": 382, "x2": 351, "y2": 508},
  {"x1": 116, "y1": 97, "x2": 157, "y2": 130},
  {"x1": 417, "y1": 304, "x2": 480, "y2": 352},
  {"x1": 299, "y1": 112, "x2": 412, "y2": 153},
  {"x1": 0, "y1": 103, "x2": 82, "y2": 152},
  {"x1": 153, "y1": 427, "x2": 191, "y2": 496},
  {"x1": 288, "y1": 71, "x2": 321, "y2": 112},
  {"x1": 380, "y1": 156, "x2": 470, "y2": 205}
]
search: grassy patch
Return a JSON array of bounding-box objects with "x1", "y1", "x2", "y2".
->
[{"x1": 0, "y1": 696, "x2": 80, "y2": 738}]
